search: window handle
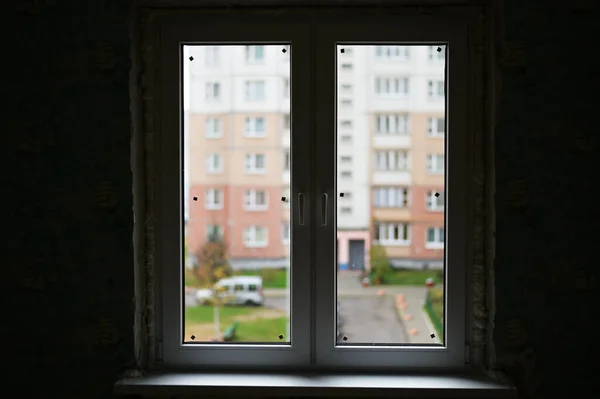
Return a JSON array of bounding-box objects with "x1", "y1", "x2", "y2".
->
[
  {"x1": 321, "y1": 193, "x2": 328, "y2": 226},
  {"x1": 297, "y1": 193, "x2": 305, "y2": 226}
]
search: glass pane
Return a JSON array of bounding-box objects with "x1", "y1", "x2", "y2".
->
[
  {"x1": 336, "y1": 44, "x2": 446, "y2": 346},
  {"x1": 183, "y1": 44, "x2": 291, "y2": 344}
]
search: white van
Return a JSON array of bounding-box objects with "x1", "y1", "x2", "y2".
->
[{"x1": 195, "y1": 276, "x2": 265, "y2": 306}]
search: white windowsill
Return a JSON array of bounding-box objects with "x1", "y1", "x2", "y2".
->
[{"x1": 115, "y1": 371, "x2": 516, "y2": 398}]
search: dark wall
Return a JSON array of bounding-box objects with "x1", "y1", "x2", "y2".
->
[{"x1": 5, "y1": 1, "x2": 598, "y2": 398}]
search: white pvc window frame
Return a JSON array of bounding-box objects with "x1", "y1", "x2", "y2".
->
[
  {"x1": 158, "y1": 16, "x2": 312, "y2": 368},
  {"x1": 314, "y1": 16, "x2": 468, "y2": 370}
]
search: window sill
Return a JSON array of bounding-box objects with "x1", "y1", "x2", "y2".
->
[{"x1": 115, "y1": 370, "x2": 515, "y2": 398}]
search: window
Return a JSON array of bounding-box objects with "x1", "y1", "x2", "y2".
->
[
  {"x1": 426, "y1": 227, "x2": 445, "y2": 249},
  {"x1": 340, "y1": 134, "x2": 352, "y2": 143},
  {"x1": 204, "y1": 118, "x2": 222, "y2": 138},
  {"x1": 375, "y1": 45, "x2": 410, "y2": 60},
  {"x1": 243, "y1": 226, "x2": 268, "y2": 247},
  {"x1": 205, "y1": 46, "x2": 219, "y2": 66},
  {"x1": 283, "y1": 150, "x2": 290, "y2": 170},
  {"x1": 428, "y1": 45, "x2": 446, "y2": 61},
  {"x1": 244, "y1": 117, "x2": 266, "y2": 137},
  {"x1": 245, "y1": 80, "x2": 266, "y2": 101},
  {"x1": 205, "y1": 82, "x2": 220, "y2": 100},
  {"x1": 245, "y1": 153, "x2": 266, "y2": 173},
  {"x1": 244, "y1": 189, "x2": 268, "y2": 211},
  {"x1": 340, "y1": 83, "x2": 352, "y2": 93},
  {"x1": 282, "y1": 187, "x2": 290, "y2": 208},
  {"x1": 375, "y1": 150, "x2": 409, "y2": 171},
  {"x1": 206, "y1": 224, "x2": 223, "y2": 241},
  {"x1": 340, "y1": 63, "x2": 353, "y2": 70},
  {"x1": 204, "y1": 189, "x2": 223, "y2": 210},
  {"x1": 340, "y1": 99, "x2": 352, "y2": 107},
  {"x1": 375, "y1": 77, "x2": 409, "y2": 96},
  {"x1": 340, "y1": 120, "x2": 353, "y2": 128},
  {"x1": 205, "y1": 153, "x2": 222, "y2": 174},
  {"x1": 375, "y1": 114, "x2": 409, "y2": 134},
  {"x1": 427, "y1": 117, "x2": 445, "y2": 137},
  {"x1": 428, "y1": 79, "x2": 445, "y2": 99},
  {"x1": 283, "y1": 78, "x2": 290, "y2": 98},
  {"x1": 283, "y1": 113, "x2": 290, "y2": 130},
  {"x1": 426, "y1": 190, "x2": 445, "y2": 211},
  {"x1": 373, "y1": 222, "x2": 410, "y2": 245},
  {"x1": 282, "y1": 221, "x2": 290, "y2": 244},
  {"x1": 427, "y1": 154, "x2": 445, "y2": 174},
  {"x1": 373, "y1": 187, "x2": 409, "y2": 208},
  {"x1": 245, "y1": 45, "x2": 265, "y2": 62},
  {"x1": 164, "y1": 16, "x2": 468, "y2": 372}
]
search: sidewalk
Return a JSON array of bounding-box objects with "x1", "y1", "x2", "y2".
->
[{"x1": 394, "y1": 288, "x2": 440, "y2": 344}]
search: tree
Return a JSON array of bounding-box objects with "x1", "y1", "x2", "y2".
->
[
  {"x1": 192, "y1": 231, "x2": 232, "y2": 340},
  {"x1": 370, "y1": 244, "x2": 391, "y2": 283}
]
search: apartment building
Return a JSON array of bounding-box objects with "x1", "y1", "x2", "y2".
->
[
  {"x1": 366, "y1": 45, "x2": 446, "y2": 270},
  {"x1": 185, "y1": 44, "x2": 445, "y2": 271},
  {"x1": 186, "y1": 45, "x2": 291, "y2": 270}
]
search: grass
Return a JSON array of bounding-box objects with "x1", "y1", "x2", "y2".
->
[
  {"x1": 184, "y1": 267, "x2": 288, "y2": 289},
  {"x1": 233, "y1": 317, "x2": 288, "y2": 342},
  {"x1": 372, "y1": 268, "x2": 443, "y2": 286},
  {"x1": 424, "y1": 287, "x2": 444, "y2": 338},
  {"x1": 184, "y1": 305, "x2": 253, "y2": 326}
]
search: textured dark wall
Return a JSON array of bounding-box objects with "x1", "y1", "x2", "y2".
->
[{"x1": 5, "y1": 0, "x2": 598, "y2": 398}]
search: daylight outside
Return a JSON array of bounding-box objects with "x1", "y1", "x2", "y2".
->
[{"x1": 182, "y1": 44, "x2": 446, "y2": 345}]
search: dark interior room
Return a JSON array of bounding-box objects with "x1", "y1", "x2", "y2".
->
[{"x1": 6, "y1": 0, "x2": 599, "y2": 398}]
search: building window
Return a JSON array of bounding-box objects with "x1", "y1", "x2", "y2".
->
[
  {"x1": 340, "y1": 99, "x2": 352, "y2": 107},
  {"x1": 245, "y1": 80, "x2": 266, "y2": 101},
  {"x1": 427, "y1": 117, "x2": 445, "y2": 137},
  {"x1": 376, "y1": 114, "x2": 409, "y2": 134},
  {"x1": 244, "y1": 117, "x2": 266, "y2": 137},
  {"x1": 426, "y1": 191, "x2": 445, "y2": 211},
  {"x1": 340, "y1": 63, "x2": 353, "y2": 70},
  {"x1": 373, "y1": 222, "x2": 410, "y2": 245},
  {"x1": 373, "y1": 187, "x2": 409, "y2": 208},
  {"x1": 244, "y1": 153, "x2": 266, "y2": 174},
  {"x1": 340, "y1": 155, "x2": 352, "y2": 163},
  {"x1": 283, "y1": 114, "x2": 290, "y2": 130},
  {"x1": 282, "y1": 221, "x2": 290, "y2": 244},
  {"x1": 375, "y1": 45, "x2": 410, "y2": 61},
  {"x1": 244, "y1": 189, "x2": 268, "y2": 211},
  {"x1": 204, "y1": 118, "x2": 222, "y2": 138},
  {"x1": 340, "y1": 134, "x2": 352, "y2": 143},
  {"x1": 243, "y1": 226, "x2": 268, "y2": 247},
  {"x1": 340, "y1": 171, "x2": 352, "y2": 179},
  {"x1": 427, "y1": 79, "x2": 445, "y2": 99},
  {"x1": 427, "y1": 154, "x2": 445, "y2": 174},
  {"x1": 204, "y1": 189, "x2": 223, "y2": 210},
  {"x1": 427, "y1": 45, "x2": 445, "y2": 61},
  {"x1": 205, "y1": 82, "x2": 220, "y2": 100},
  {"x1": 426, "y1": 227, "x2": 445, "y2": 249},
  {"x1": 283, "y1": 150, "x2": 290, "y2": 171},
  {"x1": 283, "y1": 187, "x2": 290, "y2": 208},
  {"x1": 340, "y1": 207, "x2": 352, "y2": 214},
  {"x1": 283, "y1": 78, "x2": 290, "y2": 98},
  {"x1": 375, "y1": 150, "x2": 409, "y2": 171},
  {"x1": 340, "y1": 120, "x2": 353, "y2": 128},
  {"x1": 206, "y1": 224, "x2": 223, "y2": 241},
  {"x1": 375, "y1": 77, "x2": 409, "y2": 96},
  {"x1": 341, "y1": 83, "x2": 353, "y2": 93},
  {"x1": 245, "y1": 45, "x2": 265, "y2": 62},
  {"x1": 205, "y1": 153, "x2": 222, "y2": 174},
  {"x1": 204, "y1": 46, "x2": 219, "y2": 66}
]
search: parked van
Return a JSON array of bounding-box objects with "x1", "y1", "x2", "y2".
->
[{"x1": 195, "y1": 276, "x2": 264, "y2": 306}]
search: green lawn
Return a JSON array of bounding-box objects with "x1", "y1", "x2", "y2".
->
[
  {"x1": 373, "y1": 268, "x2": 443, "y2": 286},
  {"x1": 233, "y1": 317, "x2": 288, "y2": 342},
  {"x1": 424, "y1": 287, "x2": 444, "y2": 338},
  {"x1": 184, "y1": 305, "x2": 252, "y2": 326},
  {"x1": 184, "y1": 268, "x2": 288, "y2": 289}
]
